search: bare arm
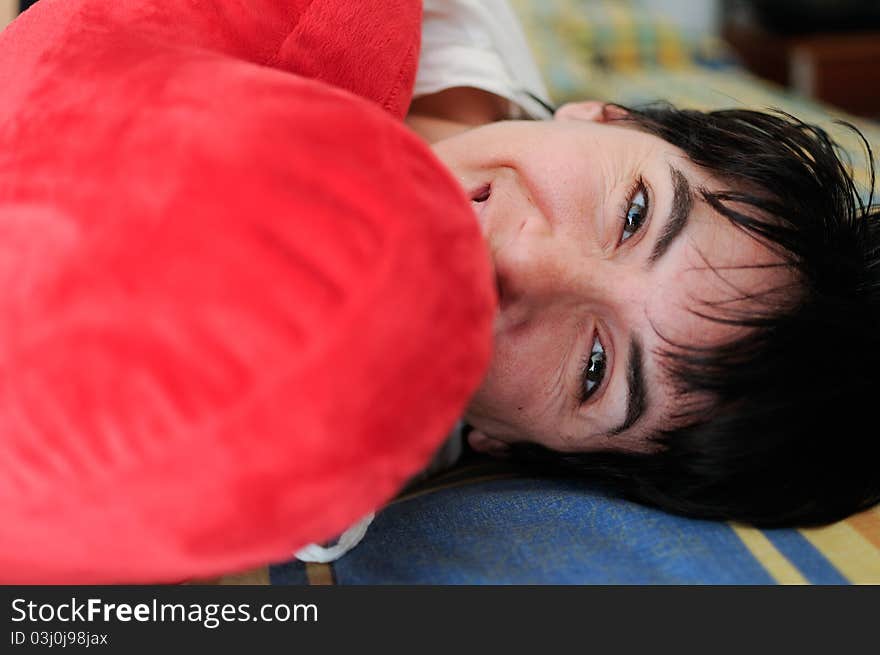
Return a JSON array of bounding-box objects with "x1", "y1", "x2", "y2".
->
[{"x1": 405, "y1": 86, "x2": 509, "y2": 144}]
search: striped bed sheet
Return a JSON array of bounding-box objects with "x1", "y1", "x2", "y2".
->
[{"x1": 261, "y1": 463, "x2": 880, "y2": 585}]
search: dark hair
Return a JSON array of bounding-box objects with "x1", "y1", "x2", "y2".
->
[{"x1": 510, "y1": 103, "x2": 880, "y2": 527}]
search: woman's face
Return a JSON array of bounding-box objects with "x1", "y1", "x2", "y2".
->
[{"x1": 431, "y1": 102, "x2": 789, "y2": 456}]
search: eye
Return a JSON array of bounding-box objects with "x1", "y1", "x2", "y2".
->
[
  {"x1": 621, "y1": 180, "x2": 649, "y2": 243},
  {"x1": 579, "y1": 334, "x2": 607, "y2": 404}
]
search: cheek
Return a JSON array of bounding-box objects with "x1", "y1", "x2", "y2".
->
[
  {"x1": 468, "y1": 341, "x2": 533, "y2": 416},
  {"x1": 465, "y1": 324, "x2": 568, "y2": 433}
]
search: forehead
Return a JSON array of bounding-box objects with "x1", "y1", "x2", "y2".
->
[
  {"x1": 630, "y1": 185, "x2": 793, "y2": 444},
  {"x1": 586, "y1": 122, "x2": 796, "y2": 441},
  {"x1": 646, "y1": 171, "x2": 789, "y2": 343}
]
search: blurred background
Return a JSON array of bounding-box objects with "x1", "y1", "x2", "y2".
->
[{"x1": 721, "y1": 0, "x2": 880, "y2": 118}]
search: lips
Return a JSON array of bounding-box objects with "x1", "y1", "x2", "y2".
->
[
  {"x1": 465, "y1": 183, "x2": 502, "y2": 306},
  {"x1": 469, "y1": 183, "x2": 491, "y2": 226},
  {"x1": 470, "y1": 184, "x2": 491, "y2": 203}
]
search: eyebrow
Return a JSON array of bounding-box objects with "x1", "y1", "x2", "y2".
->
[
  {"x1": 648, "y1": 165, "x2": 693, "y2": 268},
  {"x1": 607, "y1": 337, "x2": 646, "y2": 437}
]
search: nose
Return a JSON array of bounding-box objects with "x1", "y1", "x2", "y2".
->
[
  {"x1": 487, "y1": 167, "x2": 639, "y2": 332},
  {"x1": 492, "y1": 210, "x2": 592, "y2": 328}
]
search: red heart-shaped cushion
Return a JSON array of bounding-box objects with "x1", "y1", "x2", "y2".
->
[{"x1": 0, "y1": 0, "x2": 495, "y2": 582}]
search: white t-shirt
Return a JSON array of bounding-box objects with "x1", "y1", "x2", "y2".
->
[
  {"x1": 295, "y1": 0, "x2": 551, "y2": 564},
  {"x1": 415, "y1": 0, "x2": 554, "y2": 119}
]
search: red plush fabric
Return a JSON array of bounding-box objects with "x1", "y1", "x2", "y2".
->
[
  {"x1": 3, "y1": 0, "x2": 421, "y2": 120},
  {"x1": 0, "y1": 1, "x2": 495, "y2": 582}
]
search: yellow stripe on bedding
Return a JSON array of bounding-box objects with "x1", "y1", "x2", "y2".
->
[
  {"x1": 799, "y1": 515, "x2": 880, "y2": 584},
  {"x1": 305, "y1": 562, "x2": 334, "y2": 586},
  {"x1": 730, "y1": 524, "x2": 808, "y2": 584}
]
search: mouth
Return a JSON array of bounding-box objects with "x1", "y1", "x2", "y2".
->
[
  {"x1": 469, "y1": 183, "x2": 492, "y2": 223},
  {"x1": 470, "y1": 183, "x2": 491, "y2": 203},
  {"x1": 466, "y1": 184, "x2": 502, "y2": 304}
]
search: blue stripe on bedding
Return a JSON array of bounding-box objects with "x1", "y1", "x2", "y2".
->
[
  {"x1": 269, "y1": 478, "x2": 861, "y2": 585},
  {"x1": 318, "y1": 478, "x2": 781, "y2": 584},
  {"x1": 269, "y1": 560, "x2": 310, "y2": 585},
  {"x1": 762, "y1": 529, "x2": 850, "y2": 585}
]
